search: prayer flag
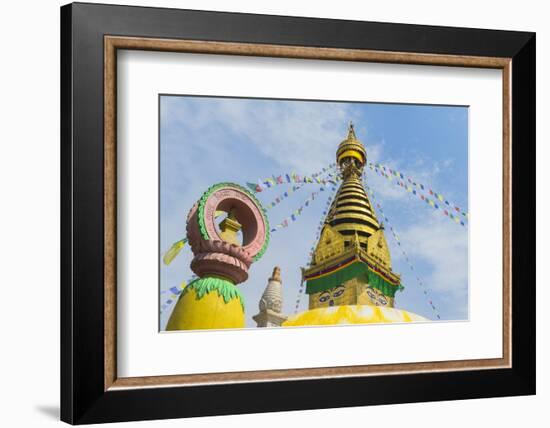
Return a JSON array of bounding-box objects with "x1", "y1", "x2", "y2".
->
[
  {"x1": 246, "y1": 182, "x2": 259, "y2": 193},
  {"x1": 162, "y1": 238, "x2": 187, "y2": 265}
]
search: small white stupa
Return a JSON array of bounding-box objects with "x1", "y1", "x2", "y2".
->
[{"x1": 253, "y1": 266, "x2": 288, "y2": 327}]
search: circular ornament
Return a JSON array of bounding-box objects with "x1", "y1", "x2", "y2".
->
[{"x1": 191, "y1": 183, "x2": 269, "y2": 261}]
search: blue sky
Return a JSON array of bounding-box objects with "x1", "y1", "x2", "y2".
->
[{"x1": 159, "y1": 95, "x2": 469, "y2": 329}]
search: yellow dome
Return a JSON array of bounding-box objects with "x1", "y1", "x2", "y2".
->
[{"x1": 282, "y1": 304, "x2": 427, "y2": 327}]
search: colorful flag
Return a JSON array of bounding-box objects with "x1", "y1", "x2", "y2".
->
[{"x1": 162, "y1": 238, "x2": 187, "y2": 265}]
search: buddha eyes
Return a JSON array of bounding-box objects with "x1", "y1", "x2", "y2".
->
[
  {"x1": 319, "y1": 293, "x2": 330, "y2": 303},
  {"x1": 332, "y1": 287, "x2": 345, "y2": 298},
  {"x1": 319, "y1": 286, "x2": 345, "y2": 303},
  {"x1": 317, "y1": 286, "x2": 387, "y2": 306},
  {"x1": 366, "y1": 287, "x2": 388, "y2": 306}
]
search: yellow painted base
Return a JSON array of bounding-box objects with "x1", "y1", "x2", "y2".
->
[
  {"x1": 282, "y1": 304, "x2": 427, "y2": 327},
  {"x1": 166, "y1": 288, "x2": 245, "y2": 331}
]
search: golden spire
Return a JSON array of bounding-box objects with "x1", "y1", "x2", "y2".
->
[
  {"x1": 303, "y1": 123, "x2": 401, "y2": 311},
  {"x1": 325, "y1": 123, "x2": 380, "y2": 249},
  {"x1": 303, "y1": 122, "x2": 401, "y2": 312},
  {"x1": 347, "y1": 121, "x2": 357, "y2": 139}
]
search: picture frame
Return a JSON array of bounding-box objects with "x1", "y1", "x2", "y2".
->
[{"x1": 60, "y1": 2, "x2": 535, "y2": 424}]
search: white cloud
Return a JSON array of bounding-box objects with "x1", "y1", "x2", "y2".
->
[
  {"x1": 163, "y1": 97, "x2": 362, "y2": 173},
  {"x1": 398, "y1": 211, "x2": 468, "y2": 304}
]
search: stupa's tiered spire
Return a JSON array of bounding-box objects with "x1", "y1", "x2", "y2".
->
[
  {"x1": 326, "y1": 122, "x2": 380, "y2": 249},
  {"x1": 302, "y1": 123, "x2": 402, "y2": 311}
]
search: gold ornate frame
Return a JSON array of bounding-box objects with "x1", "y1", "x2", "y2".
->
[{"x1": 103, "y1": 36, "x2": 511, "y2": 391}]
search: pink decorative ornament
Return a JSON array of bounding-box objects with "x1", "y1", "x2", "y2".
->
[{"x1": 186, "y1": 183, "x2": 270, "y2": 284}]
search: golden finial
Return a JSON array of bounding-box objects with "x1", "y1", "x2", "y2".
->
[
  {"x1": 347, "y1": 121, "x2": 357, "y2": 140},
  {"x1": 337, "y1": 121, "x2": 366, "y2": 170},
  {"x1": 218, "y1": 208, "x2": 242, "y2": 246}
]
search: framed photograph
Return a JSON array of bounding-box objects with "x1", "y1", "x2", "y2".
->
[{"x1": 60, "y1": 2, "x2": 535, "y2": 424}]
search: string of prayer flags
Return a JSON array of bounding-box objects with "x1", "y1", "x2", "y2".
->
[
  {"x1": 306, "y1": 185, "x2": 338, "y2": 263},
  {"x1": 270, "y1": 180, "x2": 338, "y2": 236},
  {"x1": 294, "y1": 278, "x2": 306, "y2": 314},
  {"x1": 270, "y1": 190, "x2": 323, "y2": 232},
  {"x1": 161, "y1": 285, "x2": 183, "y2": 295},
  {"x1": 159, "y1": 276, "x2": 197, "y2": 314},
  {"x1": 248, "y1": 163, "x2": 339, "y2": 193},
  {"x1": 369, "y1": 161, "x2": 468, "y2": 217},
  {"x1": 367, "y1": 163, "x2": 468, "y2": 227},
  {"x1": 264, "y1": 184, "x2": 305, "y2": 209},
  {"x1": 364, "y1": 178, "x2": 442, "y2": 320},
  {"x1": 294, "y1": 184, "x2": 339, "y2": 314}
]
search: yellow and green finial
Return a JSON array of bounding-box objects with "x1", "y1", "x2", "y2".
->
[{"x1": 336, "y1": 121, "x2": 367, "y2": 169}]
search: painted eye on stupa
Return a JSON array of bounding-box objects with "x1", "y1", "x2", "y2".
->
[
  {"x1": 319, "y1": 292, "x2": 330, "y2": 303},
  {"x1": 366, "y1": 288, "x2": 377, "y2": 299},
  {"x1": 332, "y1": 286, "x2": 345, "y2": 298}
]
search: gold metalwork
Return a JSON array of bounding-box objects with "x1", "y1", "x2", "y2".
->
[
  {"x1": 338, "y1": 149, "x2": 364, "y2": 164},
  {"x1": 218, "y1": 209, "x2": 242, "y2": 246},
  {"x1": 336, "y1": 122, "x2": 367, "y2": 167},
  {"x1": 366, "y1": 228, "x2": 392, "y2": 269},
  {"x1": 313, "y1": 225, "x2": 346, "y2": 265},
  {"x1": 307, "y1": 124, "x2": 398, "y2": 309}
]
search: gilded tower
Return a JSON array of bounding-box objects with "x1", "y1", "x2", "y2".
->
[{"x1": 302, "y1": 123, "x2": 403, "y2": 310}]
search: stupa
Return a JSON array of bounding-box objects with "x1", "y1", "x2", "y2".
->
[
  {"x1": 252, "y1": 266, "x2": 288, "y2": 327},
  {"x1": 283, "y1": 123, "x2": 427, "y2": 326}
]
